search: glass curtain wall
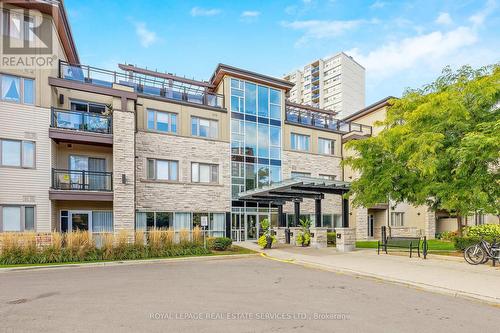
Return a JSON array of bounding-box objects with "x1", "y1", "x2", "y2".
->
[{"x1": 230, "y1": 78, "x2": 283, "y2": 241}]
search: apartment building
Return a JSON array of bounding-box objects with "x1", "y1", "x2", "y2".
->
[
  {"x1": 284, "y1": 52, "x2": 365, "y2": 119},
  {"x1": 0, "y1": 0, "x2": 374, "y2": 241}
]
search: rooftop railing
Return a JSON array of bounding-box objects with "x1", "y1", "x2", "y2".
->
[
  {"x1": 51, "y1": 108, "x2": 112, "y2": 134},
  {"x1": 285, "y1": 105, "x2": 372, "y2": 136},
  {"x1": 59, "y1": 61, "x2": 224, "y2": 109}
]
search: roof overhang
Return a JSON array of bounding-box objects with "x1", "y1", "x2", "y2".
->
[
  {"x1": 5, "y1": 0, "x2": 79, "y2": 64},
  {"x1": 238, "y1": 177, "x2": 350, "y2": 204},
  {"x1": 210, "y1": 63, "x2": 295, "y2": 91}
]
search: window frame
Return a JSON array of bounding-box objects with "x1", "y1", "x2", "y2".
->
[
  {"x1": 390, "y1": 212, "x2": 404, "y2": 227},
  {"x1": 318, "y1": 137, "x2": 335, "y2": 155},
  {"x1": 146, "y1": 158, "x2": 179, "y2": 181},
  {"x1": 191, "y1": 116, "x2": 218, "y2": 139},
  {"x1": 319, "y1": 174, "x2": 336, "y2": 181},
  {"x1": 191, "y1": 162, "x2": 219, "y2": 184},
  {"x1": 0, "y1": 73, "x2": 35, "y2": 105},
  {"x1": 0, "y1": 138, "x2": 36, "y2": 168},
  {"x1": 146, "y1": 108, "x2": 178, "y2": 133},
  {"x1": 0, "y1": 205, "x2": 36, "y2": 232},
  {"x1": 70, "y1": 99, "x2": 107, "y2": 114},
  {"x1": 290, "y1": 133, "x2": 310, "y2": 152}
]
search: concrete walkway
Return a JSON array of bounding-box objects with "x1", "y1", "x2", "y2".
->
[{"x1": 238, "y1": 242, "x2": 500, "y2": 305}]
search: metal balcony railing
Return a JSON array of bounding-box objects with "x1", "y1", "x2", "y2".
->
[
  {"x1": 59, "y1": 61, "x2": 224, "y2": 109},
  {"x1": 285, "y1": 106, "x2": 372, "y2": 135},
  {"x1": 51, "y1": 108, "x2": 112, "y2": 134},
  {"x1": 52, "y1": 169, "x2": 113, "y2": 191}
]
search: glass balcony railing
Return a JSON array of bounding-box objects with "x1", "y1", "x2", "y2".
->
[
  {"x1": 51, "y1": 108, "x2": 112, "y2": 134},
  {"x1": 312, "y1": 76, "x2": 320, "y2": 83},
  {"x1": 285, "y1": 105, "x2": 372, "y2": 135},
  {"x1": 59, "y1": 61, "x2": 224, "y2": 109},
  {"x1": 52, "y1": 169, "x2": 112, "y2": 191}
]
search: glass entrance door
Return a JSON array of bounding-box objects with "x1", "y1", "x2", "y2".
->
[
  {"x1": 246, "y1": 214, "x2": 257, "y2": 240},
  {"x1": 368, "y1": 214, "x2": 374, "y2": 237},
  {"x1": 231, "y1": 213, "x2": 245, "y2": 242}
]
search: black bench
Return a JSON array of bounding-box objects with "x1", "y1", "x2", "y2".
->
[{"x1": 378, "y1": 237, "x2": 425, "y2": 258}]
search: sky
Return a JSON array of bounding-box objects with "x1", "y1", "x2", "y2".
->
[{"x1": 65, "y1": 0, "x2": 499, "y2": 105}]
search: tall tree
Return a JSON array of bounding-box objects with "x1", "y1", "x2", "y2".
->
[{"x1": 344, "y1": 65, "x2": 500, "y2": 234}]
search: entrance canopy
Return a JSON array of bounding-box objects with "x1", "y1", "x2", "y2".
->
[{"x1": 238, "y1": 177, "x2": 351, "y2": 228}]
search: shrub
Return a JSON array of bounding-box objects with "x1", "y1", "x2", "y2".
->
[
  {"x1": 453, "y1": 236, "x2": 483, "y2": 251},
  {"x1": 258, "y1": 234, "x2": 276, "y2": 249},
  {"x1": 327, "y1": 232, "x2": 336, "y2": 245},
  {"x1": 210, "y1": 237, "x2": 232, "y2": 251},
  {"x1": 296, "y1": 232, "x2": 311, "y2": 246},
  {"x1": 464, "y1": 224, "x2": 500, "y2": 238},
  {"x1": 440, "y1": 231, "x2": 457, "y2": 241}
]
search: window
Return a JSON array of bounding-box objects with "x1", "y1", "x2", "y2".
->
[
  {"x1": 291, "y1": 171, "x2": 311, "y2": 179},
  {"x1": 269, "y1": 88, "x2": 282, "y2": 120},
  {"x1": 390, "y1": 212, "x2": 404, "y2": 227},
  {"x1": 0, "y1": 139, "x2": 35, "y2": 168},
  {"x1": 147, "y1": 159, "x2": 178, "y2": 181},
  {"x1": 231, "y1": 78, "x2": 244, "y2": 113},
  {"x1": 70, "y1": 100, "x2": 106, "y2": 114},
  {"x1": 290, "y1": 133, "x2": 310, "y2": 151},
  {"x1": 147, "y1": 109, "x2": 177, "y2": 133},
  {"x1": 136, "y1": 211, "x2": 173, "y2": 230},
  {"x1": 1, "y1": 206, "x2": 35, "y2": 232},
  {"x1": 0, "y1": 74, "x2": 35, "y2": 104},
  {"x1": 319, "y1": 174, "x2": 336, "y2": 181},
  {"x1": 192, "y1": 163, "x2": 218, "y2": 184},
  {"x1": 191, "y1": 117, "x2": 218, "y2": 139},
  {"x1": 269, "y1": 126, "x2": 281, "y2": 159},
  {"x1": 318, "y1": 138, "x2": 334, "y2": 155}
]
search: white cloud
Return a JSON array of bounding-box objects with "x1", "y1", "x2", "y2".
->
[
  {"x1": 241, "y1": 11, "x2": 261, "y2": 18},
  {"x1": 282, "y1": 19, "x2": 373, "y2": 46},
  {"x1": 347, "y1": 26, "x2": 478, "y2": 78},
  {"x1": 469, "y1": 0, "x2": 497, "y2": 26},
  {"x1": 190, "y1": 7, "x2": 221, "y2": 17},
  {"x1": 370, "y1": 1, "x2": 386, "y2": 9},
  {"x1": 134, "y1": 22, "x2": 158, "y2": 48},
  {"x1": 435, "y1": 12, "x2": 453, "y2": 25}
]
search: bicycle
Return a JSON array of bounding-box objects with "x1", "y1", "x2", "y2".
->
[{"x1": 464, "y1": 237, "x2": 500, "y2": 265}]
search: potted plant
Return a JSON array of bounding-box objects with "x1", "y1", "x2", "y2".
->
[
  {"x1": 258, "y1": 218, "x2": 276, "y2": 249},
  {"x1": 296, "y1": 218, "x2": 311, "y2": 247}
]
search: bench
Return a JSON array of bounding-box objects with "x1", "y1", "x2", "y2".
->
[{"x1": 378, "y1": 237, "x2": 424, "y2": 258}]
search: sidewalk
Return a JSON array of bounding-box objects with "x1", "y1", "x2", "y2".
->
[{"x1": 239, "y1": 242, "x2": 500, "y2": 305}]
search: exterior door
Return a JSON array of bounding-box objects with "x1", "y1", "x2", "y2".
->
[
  {"x1": 88, "y1": 157, "x2": 106, "y2": 190},
  {"x1": 246, "y1": 214, "x2": 257, "y2": 240},
  {"x1": 368, "y1": 214, "x2": 374, "y2": 237},
  {"x1": 231, "y1": 213, "x2": 244, "y2": 242},
  {"x1": 69, "y1": 211, "x2": 93, "y2": 232}
]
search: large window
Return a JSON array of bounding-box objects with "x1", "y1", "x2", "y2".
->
[
  {"x1": 147, "y1": 159, "x2": 178, "y2": 181},
  {"x1": 147, "y1": 109, "x2": 177, "y2": 133},
  {"x1": 318, "y1": 138, "x2": 334, "y2": 155},
  {"x1": 230, "y1": 78, "x2": 282, "y2": 120},
  {"x1": 390, "y1": 212, "x2": 404, "y2": 227},
  {"x1": 191, "y1": 117, "x2": 218, "y2": 139},
  {"x1": 1, "y1": 206, "x2": 35, "y2": 232},
  {"x1": 71, "y1": 100, "x2": 106, "y2": 114},
  {"x1": 269, "y1": 88, "x2": 282, "y2": 120},
  {"x1": 0, "y1": 74, "x2": 34, "y2": 105},
  {"x1": 269, "y1": 126, "x2": 281, "y2": 160},
  {"x1": 2, "y1": 10, "x2": 35, "y2": 41},
  {"x1": 192, "y1": 163, "x2": 218, "y2": 184},
  {"x1": 290, "y1": 133, "x2": 310, "y2": 151},
  {"x1": 0, "y1": 139, "x2": 35, "y2": 168}
]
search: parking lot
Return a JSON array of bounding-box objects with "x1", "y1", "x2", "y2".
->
[{"x1": 0, "y1": 257, "x2": 498, "y2": 332}]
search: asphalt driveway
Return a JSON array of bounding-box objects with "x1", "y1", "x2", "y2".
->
[{"x1": 0, "y1": 257, "x2": 498, "y2": 332}]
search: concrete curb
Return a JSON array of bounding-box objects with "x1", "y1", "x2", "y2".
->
[
  {"x1": 0, "y1": 253, "x2": 259, "y2": 273},
  {"x1": 259, "y1": 251, "x2": 500, "y2": 307}
]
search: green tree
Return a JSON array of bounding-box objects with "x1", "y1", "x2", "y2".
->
[{"x1": 344, "y1": 65, "x2": 500, "y2": 235}]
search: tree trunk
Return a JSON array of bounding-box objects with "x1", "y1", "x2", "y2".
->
[{"x1": 457, "y1": 215, "x2": 463, "y2": 236}]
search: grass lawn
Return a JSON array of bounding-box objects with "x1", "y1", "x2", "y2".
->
[
  {"x1": 355, "y1": 239, "x2": 456, "y2": 252},
  {"x1": 0, "y1": 245, "x2": 256, "y2": 269}
]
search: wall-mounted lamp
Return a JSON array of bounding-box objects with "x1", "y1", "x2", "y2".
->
[
  {"x1": 121, "y1": 174, "x2": 127, "y2": 184},
  {"x1": 59, "y1": 94, "x2": 64, "y2": 105},
  {"x1": 417, "y1": 212, "x2": 421, "y2": 216}
]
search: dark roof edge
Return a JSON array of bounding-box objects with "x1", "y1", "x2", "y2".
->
[
  {"x1": 210, "y1": 63, "x2": 295, "y2": 90},
  {"x1": 342, "y1": 96, "x2": 396, "y2": 122}
]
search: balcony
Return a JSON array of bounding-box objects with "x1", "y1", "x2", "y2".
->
[
  {"x1": 285, "y1": 102, "x2": 372, "y2": 137},
  {"x1": 59, "y1": 61, "x2": 224, "y2": 109},
  {"x1": 311, "y1": 84, "x2": 320, "y2": 92},
  {"x1": 312, "y1": 76, "x2": 320, "y2": 83},
  {"x1": 311, "y1": 67, "x2": 320, "y2": 75},
  {"x1": 49, "y1": 169, "x2": 113, "y2": 201},
  {"x1": 49, "y1": 108, "x2": 113, "y2": 145}
]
